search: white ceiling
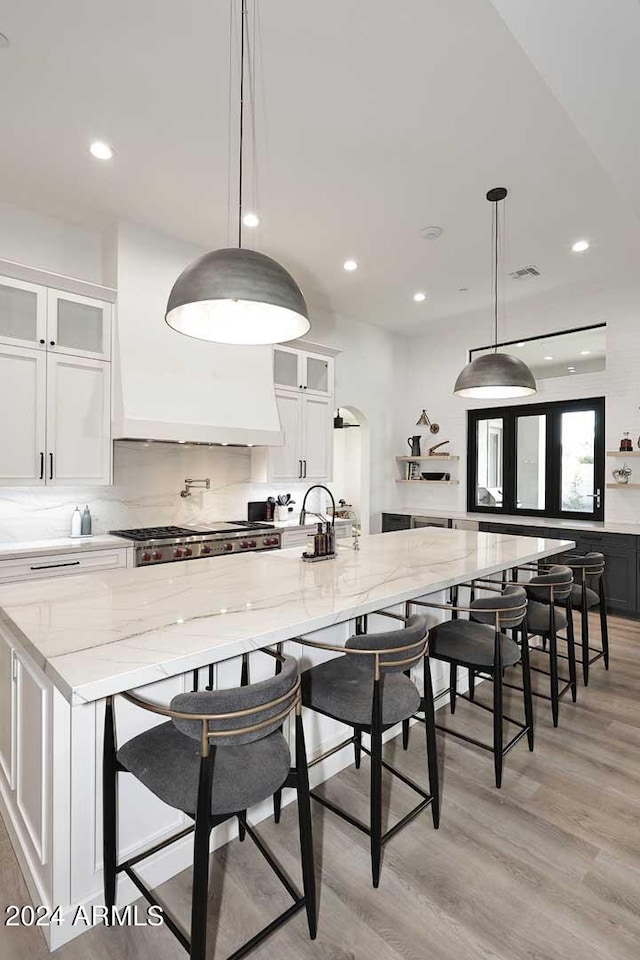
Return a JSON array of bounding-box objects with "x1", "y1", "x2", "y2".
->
[{"x1": 1, "y1": 0, "x2": 639, "y2": 335}]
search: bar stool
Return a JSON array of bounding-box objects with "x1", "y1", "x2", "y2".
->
[
  {"x1": 561, "y1": 552, "x2": 608, "y2": 685},
  {"x1": 410, "y1": 585, "x2": 531, "y2": 788},
  {"x1": 295, "y1": 614, "x2": 438, "y2": 888},
  {"x1": 494, "y1": 565, "x2": 576, "y2": 727},
  {"x1": 103, "y1": 650, "x2": 316, "y2": 960}
]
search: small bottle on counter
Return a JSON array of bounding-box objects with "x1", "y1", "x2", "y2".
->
[
  {"x1": 71, "y1": 507, "x2": 82, "y2": 538},
  {"x1": 81, "y1": 505, "x2": 92, "y2": 536},
  {"x1": 314, "y1": 523, "x2": 325, "y2": 557},
  {"x1": 325, "y1": 521, "x2": 335, "y2": 556}
]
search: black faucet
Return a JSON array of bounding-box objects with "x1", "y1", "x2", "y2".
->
[{"x1": 299, "y1": 485, "x2": 336, "y2": 528}]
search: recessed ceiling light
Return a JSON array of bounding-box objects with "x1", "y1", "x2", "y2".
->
[
  {"x1": 458, "y1": 287, "x2": 469, "y2": 292},
  {"x1": 89, "y1": 140, "x2": 114, "y2": 161},
  {"x1": 580, "y1": 349, "x2": 591, "y2": 355},
  {"x1": 413, "y1": 292, "x2": 426, "y2": 302},
  {"x1": 420, "y1": 226, "x2": 443, "y2": 240},
  {"x1": 544, "y1": 356, "x2": 554, "y2": 360},
  {"x1": 516, "y1": 342, "x2": 525, "y2": 347},
  {"x1": 343, "y1": 260, "x2": 358, "y2": 272},
  {"x1": 572, "y1": 239, "x2": 589, "y2": 253},
  {"x1": 242, "y1": 213, "x2": 260, "y2": 228}
]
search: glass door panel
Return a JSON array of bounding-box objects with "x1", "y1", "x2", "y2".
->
[
  {"x1": 47, "y1": 290, "x2": 111, "y2": 359},
  {"x1": 475, "y1": 417, "x2": 503, "y2": 507},
  {"x1": 0, "y1": 278, "x2": 45, "y2": 348},
  {"x1": 560, "y1": 409, "x2": 598, "y2": 514},
  {"x1": 273, "y1": 348, "x2": 300, "y2": 389},
  {"x1": 305, "y1": 355, "x2": 330, "y2": 393},
  {"x1": 516, "y1": 414, "x2": 546, "y2": 511}
]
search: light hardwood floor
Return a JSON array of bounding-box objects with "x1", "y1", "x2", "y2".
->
[{"x1": 1, "y1": 614, "x2": 639, "y2": 960}]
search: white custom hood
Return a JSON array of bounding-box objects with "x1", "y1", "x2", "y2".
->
[{"x1": 111, "y1": 222, "x2": 283, "y2": 446}]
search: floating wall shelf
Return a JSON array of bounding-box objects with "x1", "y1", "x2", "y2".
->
[
  {"x1": 607, "y1": 451, "x2": 640, "y2": 457},
  {"x1": 606, "y1": 483, "x2": 640, "y2": 489},
  {"x1": 395, "y1": 455, "x2": 460, "y2": 463},
  {"x1": 396, "y1": 479, "x2": 459, "y2": 485}
]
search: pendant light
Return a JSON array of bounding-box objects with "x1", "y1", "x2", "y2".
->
[
  {"x1": 453, "y1": 188, "x2": 536, "y2": 399},
  {"x1": 165, "y1": 1, "x2": 310, "y2": 345}
]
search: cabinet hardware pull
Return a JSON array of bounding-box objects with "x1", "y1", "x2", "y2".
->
[
  {"x1": 303, "y1": 459, "x2": 307, "y2": 478},
  {"x1": 30, "y1": 561, "x2": 81, "y2": 571},
  {"x1": 39, "y1": 339, "x2": 45, "y2": 345},
  {"x1": 298, "y1": 460, "x2": 302, "y2": 478},
  {"x1": 49, "y1": 452, "x2": 53, "y2": 479},
  {"x1": 39, "y1": 452, "x2": 44, "y2": 480},
  {"x1": 50, "y1": 340, "x2": 55, "y2": 346}
]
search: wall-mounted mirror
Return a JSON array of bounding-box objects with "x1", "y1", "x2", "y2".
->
[{"x1": 470, "y1": 323, "x2": 606, "y2": 380}]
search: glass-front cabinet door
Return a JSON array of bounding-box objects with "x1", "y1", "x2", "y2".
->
[
  {"x1": 0, "y1": 276, "x2": 47, "y2": 349},
  {"x1": 273, "y1": 347, "x2": 301, "y2": 390},
  {"x1": 304, "y1": 353, "x2": 331, "y2": 395},
  {"x1": 47, "y1": 289, "x2": 112, "y2": 360}
]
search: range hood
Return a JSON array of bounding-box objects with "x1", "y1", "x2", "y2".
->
[{"x1": 111, "y1": 222, "x2": 283, "y2": 446}]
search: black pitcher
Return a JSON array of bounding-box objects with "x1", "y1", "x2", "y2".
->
[{"x1": 407, "y1": 436, "x2": 421, "y2": 457}]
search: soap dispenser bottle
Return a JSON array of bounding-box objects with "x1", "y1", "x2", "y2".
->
[
  {"x1": 71, "y1": 507, "x2": 82, "y2": 538},
  {"x1": 81, "y1": 505, "x2": 92, "y2": 536}
]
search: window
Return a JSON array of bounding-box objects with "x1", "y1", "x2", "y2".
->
[{"x1": 467, "y1": 397, "x2": 604, "y2": 520}]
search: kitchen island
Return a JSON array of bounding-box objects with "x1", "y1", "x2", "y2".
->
[{"x1": 0, "y1": 527, "x2": 573, "y2": 948}]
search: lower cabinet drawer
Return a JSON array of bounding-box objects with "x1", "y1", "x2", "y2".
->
[{"x1": 0, "y1": 549, "x2": 128, "y2": 583}]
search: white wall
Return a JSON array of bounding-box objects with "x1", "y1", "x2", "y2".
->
[
  {"x1": 395, "y1": 281, "x2": 640, "y2": 522},
  {"x1": 0, "y1": 201, "x2": 103, "y2": 283}
]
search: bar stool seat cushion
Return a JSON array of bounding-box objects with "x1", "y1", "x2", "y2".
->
[
  {"x1": 570, "y1": 583, "x2": 599, "y2": 609},
  {"x1": 302, "y1": 656, "x2": 420, "y2": 727},
  {"x1": 430, "y1": 620, "x2": 521, "y2": 669},
  {"x1": 526, "y1": 600, "x2": 568, "y2": 634},
  {"x1": 117, "y1": 724, "x2": 290, "y2": 816}
]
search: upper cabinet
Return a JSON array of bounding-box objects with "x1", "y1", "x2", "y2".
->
[
  {"x1": 273, "y1": 346, "x2": 333, "y2": 396},
  {"x1": 0, "y1": 276, "x2": 47, "y2": 350},
  {"x1": 253, "y1": 344, "x2": 335, "y2": 484},
  {"x1": 0, "y1": 274, "x2": 113, "y2": 487},
  {"x1": 47, "y1": 290, "x2": 111, "y2": 360}
]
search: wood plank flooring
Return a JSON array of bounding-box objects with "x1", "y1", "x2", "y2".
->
[{"x1": 1, "y1": 613, "x2": 639, "y2": 960}]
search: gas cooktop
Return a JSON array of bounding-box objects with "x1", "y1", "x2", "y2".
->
[{"x1": 109, "y1": 522, "x2": 280, "y2": 566}]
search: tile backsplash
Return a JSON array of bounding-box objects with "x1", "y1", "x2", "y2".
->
[{"x1": 0, "y1": 442, "x2": 304, "y2": 542}]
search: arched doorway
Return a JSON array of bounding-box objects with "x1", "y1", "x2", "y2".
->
[{"x1": 332, "y1": 406, "x2": 370, "y2": 534}]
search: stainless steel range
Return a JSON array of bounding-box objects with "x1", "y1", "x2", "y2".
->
[{"x1": 110, "y1": 522, "x2": 281, "y2": 566}]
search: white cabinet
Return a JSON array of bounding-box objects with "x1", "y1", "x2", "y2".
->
[
  {"x1": 0, "y1": 548, "x2": 129, "y2": 584},
  {"x1": 302, "y1": 394, "x2": 333, "y2": 481},
  {"x1": 0, "y1": 344, "x2": 47, "y2": 485},
  {"x1": 0, "y1": 275, "x2": 47, "y2": 349},
  {"x1": 47, "y1": 289, "x2": 111, "y2": 361},
  {"x1": 252, "y1": 390, "x2": 333, "y2": 483},
  {"x1": 46, "y1": 355, "x2": 111, "y2": 485},
  {"x1": 0, "y1": 626, "x2": 51, "y2": 869},
  {"x1": 0, "y1": 632, "x2": 16, "y2": 789},
  {"x1": 273, "y1": 346, "x2": 333, "y2": 396},
  {"x1": 0, "y1": 276, "x2": 113, "y2": 486}
]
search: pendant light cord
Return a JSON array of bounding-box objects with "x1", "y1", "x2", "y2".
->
[
  {"x1": 238, "y1": 0, "x2": 247, "y2": 248},
  {"x1": 493, "y1": 198, "x2": 499, "y2": 353}
]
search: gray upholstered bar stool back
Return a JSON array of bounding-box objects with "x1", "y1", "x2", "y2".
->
[
  {"x1": 562, "y1": 552, "x2": 608, "y2": 684},
  {"x1": 104, "y1": 653, "x2": 316, "y2": 960},
  {"x1": 470, "y1": 584, "x2": 529, "y2": 629},
  {"x1": 345, "y1": 613, "x2": 430, "y2": 672}
]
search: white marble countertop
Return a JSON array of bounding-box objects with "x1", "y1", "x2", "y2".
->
[
  {"x1": 0, "y1": 534, "x2": 133, "y2": 562},
  {"x1": 0, "y1": 527, "x2": 574, "y2": 706},
  {"x1": 388, "y1": 508, "x2": 640, "y2": 537}
]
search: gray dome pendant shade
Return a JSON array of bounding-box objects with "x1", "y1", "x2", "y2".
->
[
  {"x1": 164, "y1": 0, "x2": 310, "y2": 346},
  {"x1": 453, "y1": 187, "x2": 536, "y2": 399},
  {"x1": 165, "y1": 248, "x2": 310, "y2": 345}
]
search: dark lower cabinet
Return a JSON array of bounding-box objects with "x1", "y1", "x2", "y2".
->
[
  {"x1": 479, "y1": 521, "x2": 639, "y2": 618},
  {"x1": 381, "y1": 513, "x2": 412, "y2": 533}
]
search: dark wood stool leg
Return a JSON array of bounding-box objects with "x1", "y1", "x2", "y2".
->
[
  {"x1": 599, "y1": 578, "x2": 610, "y2": 669},
  {"x1": 423, "y1": 656, "x2": 440, "y2": 828},
  {"x1": 581, "y1": 588, "x2": 590, "y2": 686},
  {"x1": 354, "y1": 726, "x2": 362, "y2": 769},
  {"x1": 520, "y1": 626, "x2": 534, "y2": 751},
  {"x1": 549, "y1": 621, "x2": 560, "y2": 728},
  {"x1": 493, "y1": 632, "x2": 504, "y2": 789},
  {"x1": 566, "y1": 599, "x2": 578, "y2": 702},
  {"x1": 190, "y1": 752, "x2": 215, "y2": 960},
  {"x1": 295, "y1": 711, "x2": 317, "y2": 939},
  {"x1": 271, "y1": 648, "x2": 283, "y2": 823},
  {"x1": 102, "y1": 697, "x2": 117, "y2": 917},
  {"x1": 449, "y1": 663, "x2": 457, "y2": 714},
  {"x1": 237, "y1": 810, "x2": 247, "y2": 842},
  {"x1": 402, "y1": 669, "x2": 411, "y2": 749},
  {"x1": 370, "y1": 680, "x2": 383, "y2": 888},
  {"x1": 468, "y1": 668, "x2": 475, "y2": 701}
]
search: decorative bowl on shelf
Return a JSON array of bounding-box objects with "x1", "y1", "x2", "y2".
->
[
  {"x1": 612, "y1": 464, "x2": 632, "y2": 484},
  {"x1": 421, "y1": 472, "x2": 450, "y2": 481}
]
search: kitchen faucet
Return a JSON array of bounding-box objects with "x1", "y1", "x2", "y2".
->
[
  {"x1": 299, "y1": 485, "x2": 336, "y2": 527},
  {"x1": 180, "y1": 478, "x2": 211, "y2": 498}
]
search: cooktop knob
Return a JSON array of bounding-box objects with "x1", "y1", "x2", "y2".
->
[
  {"x1": 174, "y1": 547, "x2": 183, "y2": 558},
  {"x1": 184, "y1": 547, "x2": 193, "y2": 557},
  {"x1": 240, "y1": 541, "x2": 250, "y2": 549},
  {"x1": 153, "y1": 551, "x2": 162, "y2": 560},
  {"x1": 248, "y1": 540, "x2": 257, "y2": 548},
  {"x1": 224, "y1": 543, "x2": 233, "y2": 551},
  {"x1": 141, "y1": 552, "x2": 151, "y2": 562},
  {"x1": 202, "y1": 544, "x2": 212, "y2": 554}
]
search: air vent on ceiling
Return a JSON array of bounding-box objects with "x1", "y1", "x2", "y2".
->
[{"x1": 509, "y1": 265, "x2": 541, "y2": 280}]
